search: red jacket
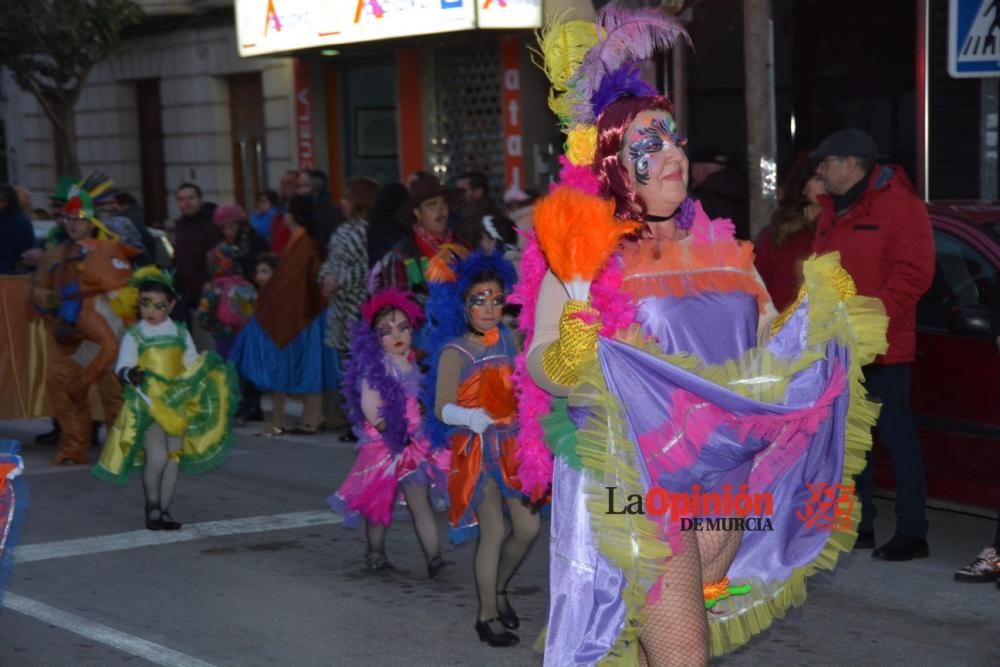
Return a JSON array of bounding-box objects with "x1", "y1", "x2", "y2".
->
[{"x1": 812, "y1": 165, "x2": 934, "y2": 365}]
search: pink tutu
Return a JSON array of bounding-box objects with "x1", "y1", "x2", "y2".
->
[{"x1": 328, "y1": 429, "x2": 450, "y2": 527}]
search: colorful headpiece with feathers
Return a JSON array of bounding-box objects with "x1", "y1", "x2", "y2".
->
[
  {"x1": 360, "y1": 289, "x2": 424, "y2": 328},
  {"x1": 538, "y1": 6, "x2": 689, "y2": 131},
  {"x1": 129, "y1": 266, "x2": 176, "y2": 294},
  {"x1": 51, "y1": 173, "x2": 119, "y2": 241}
]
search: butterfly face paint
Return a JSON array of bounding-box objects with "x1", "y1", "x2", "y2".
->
[{"x1": 625, "y1": 115, "x2": 687, "y2": 186}]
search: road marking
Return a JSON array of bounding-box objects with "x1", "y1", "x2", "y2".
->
[
  {"x1": 16, "y1": 510, "x2": 343, "y2": 564},
  {"x1": 4, "y1": 593, "x2": 220, "y2": 667}
]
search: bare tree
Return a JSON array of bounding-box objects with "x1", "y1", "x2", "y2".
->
[{"x1": 0, "y1": 0, "x2": 143, "y2": 177}]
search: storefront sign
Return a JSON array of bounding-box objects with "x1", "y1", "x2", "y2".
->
[
  {"x1": 236, "y1": 0, "x2": 477, "y2": 56},
  {"x1": 476, "y1": 0, "x2": 543, "y2": 30},
  {"x1": 501, "y1": 37, "x2": 524, "y2": 191},
  {"x1": 293, "y1": 59, "x2": 314, "y2": 169}
]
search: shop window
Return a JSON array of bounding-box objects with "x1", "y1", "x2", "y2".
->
[{"x1": 432, "y1": 43, "x2": 504, "y2": 197}]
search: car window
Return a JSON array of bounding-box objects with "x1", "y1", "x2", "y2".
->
[{"x1": 917, "y1": 229, "x2": 999, "y2": 332}]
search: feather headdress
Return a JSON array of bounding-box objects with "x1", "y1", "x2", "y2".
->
[
  {"x1": 359, "y1": 289, "x2": 423, "y2": 328},
  {"x1": 542, "y1": 5, "x2": 689, "y2": 128}
]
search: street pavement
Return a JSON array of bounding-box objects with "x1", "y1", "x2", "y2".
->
[{"x1": 1, "y1": 417, "x2": 998, "y2": 667}]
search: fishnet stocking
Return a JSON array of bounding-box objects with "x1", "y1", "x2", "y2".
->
[
  {"x1": 697, "y1": 529, "x2": 741, "y2": 586},
  {"x1": 639, "y1": 530, "x2": 708, "y2": 667},
  {"x1": 401, "y1": 483, "x2": 441, "y2": 562},
  {"x1": 637, "y1": 528, "x2": 742, "y2": 666}
]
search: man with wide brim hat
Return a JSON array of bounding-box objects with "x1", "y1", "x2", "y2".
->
[{"x1": 374, "y1": 173, "x2": 461, "y2": 300}]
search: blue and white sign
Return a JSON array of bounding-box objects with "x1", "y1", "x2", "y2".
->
[{"x1": 949, "y1": 0, "x2": 1000, "y2": 77}]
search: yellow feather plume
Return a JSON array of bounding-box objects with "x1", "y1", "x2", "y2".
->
[
  {"x1": 109, "y1": 287, "x2": 139, "y2": 324},
  {"x1": 535, "y1": 19, "x2": 600, "y2": 126}
]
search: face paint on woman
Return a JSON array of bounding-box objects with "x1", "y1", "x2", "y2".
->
[{"x1": 625, "y1": 115, "x2": 687, "y2": 186}]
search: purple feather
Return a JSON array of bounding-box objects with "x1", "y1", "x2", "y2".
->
[
  {"x1": 570, "y1": 6, "x2": 691, "y2": 122},
  {"x1": 590, "y1": 64, "x2": 658, "y2": 118},
  {"x1": 343, "y1": 319, "x2": 412, "y2": 455}
]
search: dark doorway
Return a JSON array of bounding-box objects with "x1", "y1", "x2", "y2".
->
[
  {"x1": 136, "y1": 79, "x2": 167, "y2": 226},
  {"x1": 228, "y1": 73, "x2": 266, "y2": 211},
  {"x1": 790, "y1": 0, "x2": 917, "y2": 180}
]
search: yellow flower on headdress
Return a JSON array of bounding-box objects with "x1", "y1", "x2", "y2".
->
[{"x1": 566, "y1": 124, "x2": 597, "y2": 166}]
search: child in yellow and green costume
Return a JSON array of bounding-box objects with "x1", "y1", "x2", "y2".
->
[{"x1": 92, "y1": 267, "x2": 239, "y2": 530}]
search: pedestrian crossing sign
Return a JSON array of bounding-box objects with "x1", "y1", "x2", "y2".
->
[{"x1": 950, "y1": 0, "x2": 1000, "y2": 77}]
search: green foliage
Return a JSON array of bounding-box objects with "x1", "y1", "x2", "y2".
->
[
  {"x1": 0, "y1": 0, "x2": 143, "y2": 95},
  {"x1": 0, "y1": 0, "x2": 144, "y2": 174}
]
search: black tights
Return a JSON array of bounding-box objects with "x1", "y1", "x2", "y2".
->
[
  {"x1": 473, "y1": 478, "x2": 540, "y2": 625},
  {"x1": 365, "y1": 483, "x2": 441, "y2": 563}
]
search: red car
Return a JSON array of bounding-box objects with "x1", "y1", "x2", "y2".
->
[{"x1": 874, "y1": 203, "x2": 1000, "y2": 509}]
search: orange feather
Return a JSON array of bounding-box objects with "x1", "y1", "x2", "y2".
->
[{"x1": 533, "y1": 188, "x2": 639, "y2": 282}]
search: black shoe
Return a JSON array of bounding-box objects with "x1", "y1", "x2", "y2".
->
[
  {"x1": 145, "y1": 504, "x2": 164, "y2": 531},
  {"x1": 339, "y1": 431, "x2": 359, "y2": 443},
  {"x1": 496, "y1": 590, "x2": 519, "y2": 630},
  {"x1": 871, "y1": 534, "x2": 929, "y2": 561},
  {"x1": 854, "y1": 530, "x2": 876, "y2": 550},
  {"x1": 474, "y1": 618, "x2": 519, "y2": 647},
  {"x1": 159, "y1": 510, "x2": 182, "y2": 531},
  {"x1": 427, "y1": 556, "x2": 449, "y2": 579},
  {"x1": 364, "y1": 550, "x2": 393, "y2": 572}
]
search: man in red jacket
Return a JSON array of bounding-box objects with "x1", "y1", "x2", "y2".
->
[{"x1": 811, "y1": 129, "x2": 935, "y2": 561}]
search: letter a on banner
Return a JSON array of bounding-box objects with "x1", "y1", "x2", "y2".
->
[
  {"x1": 294, "y1": 59, "x2": 315, "y2": 169},
  {"x1": 500, "y1": 37, "x2": 524, "y2": 190}
]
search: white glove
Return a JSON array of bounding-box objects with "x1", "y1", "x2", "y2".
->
[{"x1": 442, "y1": 404, "x2": 494, "y2": 435}]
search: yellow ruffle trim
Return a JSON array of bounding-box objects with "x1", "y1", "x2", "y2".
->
[{"x1": 564, "y1": 251, "x2": 887, "y2": 663}]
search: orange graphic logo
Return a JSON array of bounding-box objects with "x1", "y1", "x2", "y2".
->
[
  {"x1": 796, "y1": 482, "x2": 855, "y2": 532},
  {"x1": 264, "y1": 0, "x2": 281, "y2": 35},
  {"x1": 355, "y1": 0, "x2": 386, "y2": 23}
]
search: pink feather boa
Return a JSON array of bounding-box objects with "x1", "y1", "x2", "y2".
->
[{"x1": 510, "y1": 222, "x2": 637, "y2": 501}]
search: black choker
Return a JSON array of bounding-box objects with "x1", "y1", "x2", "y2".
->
[{"x1": 645, "y1": 212, "x2": 677, "y2": 223}]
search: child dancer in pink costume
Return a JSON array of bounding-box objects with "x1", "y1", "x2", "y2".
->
[{"x1": 328, "y1": 289, "x2": 451, "y2": 575}]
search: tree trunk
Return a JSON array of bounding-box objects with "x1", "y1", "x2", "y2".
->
[
  {"x1": 743, "y1": 0, "x2": 777, "y2": 240},
  {"x1": 45, "y1": 94, "x2": 81, "y2": 178},
  {"x1": 32, "y1": 88, "x2": 81, "y2": 178}
]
